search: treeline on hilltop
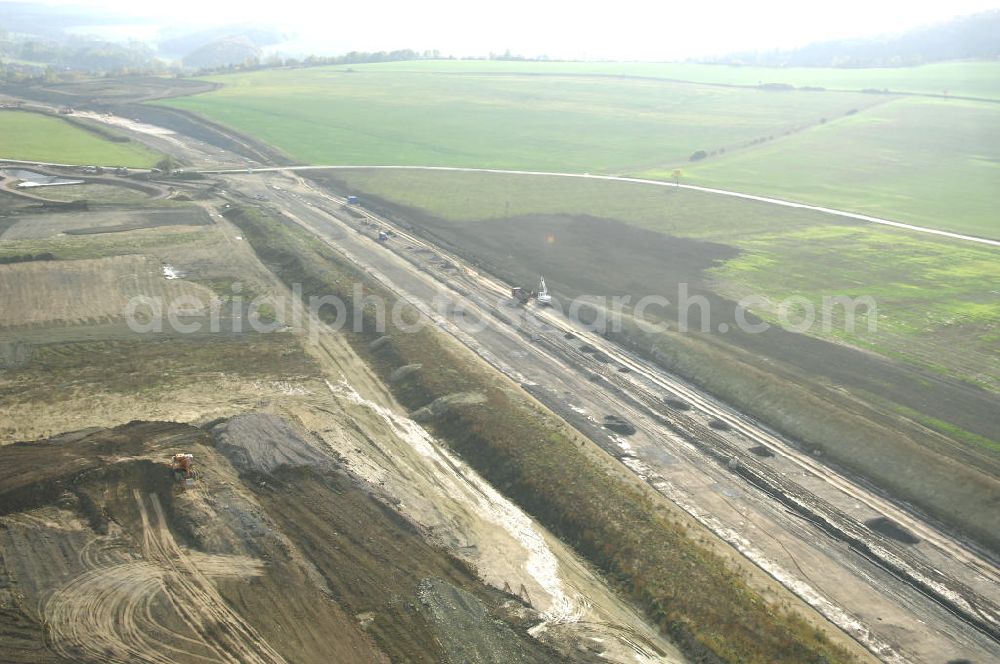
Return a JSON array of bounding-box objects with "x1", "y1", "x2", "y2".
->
[
  {"x1": 707, "y1": 10, "x2": 1000, "y2": 67},
  {"x1": 0, "y1": 33, "x2": 161, "y2": 81},
  {"x1": 0, "y1": 45, "x2": 552, "y2": 85}
]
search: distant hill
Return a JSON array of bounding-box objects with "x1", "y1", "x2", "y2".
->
[
  {"x1": 181, "y1": 36, "x2": 262, "y2": 69},
  {"x1": 710, "y1": 11, "x2": 1000, "y2": 67},
  {"x1": 158, "y1": 25, "x2": 284, "y2": 60}
]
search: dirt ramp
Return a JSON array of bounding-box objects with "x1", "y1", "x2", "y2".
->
[
  {"x1": 212, "y1": 413, "x2": 335, "y2": 474},
  {"x1": 0, "y1": 421, "x2": 208, "y2": 517}
]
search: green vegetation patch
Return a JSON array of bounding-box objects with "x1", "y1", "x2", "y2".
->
[
  {"x1": 0, "y1": 111, "x2": 159, "y2": 166},
  {"x1": 169, "y1": 62, "x2": 996, "y2": 236},
  {"x1": 676, "y1": 97, "x2": 1000, "y2": 237},
  {"x1": 0, "y1": 223, "x2": 211, "y2": 260},
  {"x1": 327, "y1": 167, "x2": 831, "y2": 240},
  {"x1": 164, "y1": 66, "x2": 873, "y2": 172},
  {"x1": 331, "y1": 59, "x2": 1000, "y2": 101},
  {"x1": 2, "y1": 334, "x2": 318, "y2": 407},
  {"x1": 711, "y1": 223, "x2": 1000, "y2": 393}
]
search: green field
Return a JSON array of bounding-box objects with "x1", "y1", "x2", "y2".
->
[
  {"x1": 327, "y1": 168, "x2": 1000, "y2": 398},
  {"x1": 329, "y1": 59, "x2": 1000, "y2": 101},
  {"x1": 675, "y1": 97, "x2": 1000, "y2": 238},
  {"x1": 164, "y1": 67, "x2": 874, "y2": 172},
  {"x1": 165, "y1": 62, "x2": 998, "y2": 236},
  {"x1": 0, "y1": 111, "x2": 159, "y2": 166}
]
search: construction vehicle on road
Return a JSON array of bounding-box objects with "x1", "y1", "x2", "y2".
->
[
  {"x1": 170, "y1": 453, "x2": 195, "y2": 487},
  {"x1": 511, "y1": 286, "x2": 536, "y2": 305}
]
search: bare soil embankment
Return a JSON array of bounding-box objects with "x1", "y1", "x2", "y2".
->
[
  {"x1": 226, "y1": 204, "x2": 859, "y2": 663},
  {"x1": 0, "y1": 419, "x2": 572, "y2": 663}
]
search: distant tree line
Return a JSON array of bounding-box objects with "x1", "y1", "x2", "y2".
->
[
  {"x1": 704, "y1": 10, "x2": 1000, "y2": 68},
  {"x1": 189, "y1": 49, "x2": 555, "y2": 76},
  {"x1": 0, "y1": 33, "x2": 555, "y2": 84}
]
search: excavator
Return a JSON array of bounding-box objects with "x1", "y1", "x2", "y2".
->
[
  {"x1": 511, "y1": 276, "x2": 552, "y2": 306},
  {"x1": 170, "y1": 453, "x2": 195, "y2": 487},
  {"x1": 536, "y1": 276, "x2": 552, "y2": 306}
]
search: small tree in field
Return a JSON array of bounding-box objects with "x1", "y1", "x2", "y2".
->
[{"x1": 156, "y1": 155, "x2": 178, "y2": 173}]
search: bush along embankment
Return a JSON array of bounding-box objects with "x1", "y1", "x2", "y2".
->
[{"x1": 226, "y1": 206, "x2": 856, "y2": 663}]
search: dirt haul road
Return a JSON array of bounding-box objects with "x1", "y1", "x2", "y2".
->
[{"x1": 216, "y1": 169, "x2": 1000, "y2": 664}]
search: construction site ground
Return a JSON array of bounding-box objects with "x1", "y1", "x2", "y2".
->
[{"x1": 0, "y1": 79, "x2": 996, "y2": 664}]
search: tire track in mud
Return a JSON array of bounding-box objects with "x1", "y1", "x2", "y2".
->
[{"x1": 44, "y1": 491, "x2": 286, "y2": 664}]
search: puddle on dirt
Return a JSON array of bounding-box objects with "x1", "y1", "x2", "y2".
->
[
  {"x1": 708, "y1": 419, "x2": 732, "y2": 432},
  {"x1": 663, "y1": 397, "x2": 691, "y2": 411},
  {"x1": 865, "y1": 516, "x2": 920, "y2": 545},
  {"x1": 748, "y1": 445, "x2": 775, "y2": 458},
  {"x1": 603, "y1": 415, "x2": 636, "y2": 436},
  {"x1": 715, "y1": 483, "x2": 742, "y2": 498}
]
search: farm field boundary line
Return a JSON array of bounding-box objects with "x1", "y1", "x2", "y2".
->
[
  {"x1": 328, "y1": 67, "x2": 1000, "y2": 104},
  {"x1": 198, "y1": 165, "x2": 1000, "y2": 247}
]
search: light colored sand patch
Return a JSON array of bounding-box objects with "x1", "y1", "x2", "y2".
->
[
  {"x1": 327, "y1": 378, "x2": 581, "y2": 624},
  {"x1": 0, "y1": 376, "x2": 322, "y2": 445}
]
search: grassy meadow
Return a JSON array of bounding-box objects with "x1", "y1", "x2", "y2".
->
[
  {"x1": 164, "y1": 66, "x2": 874, "y2": 172},
  {"x1": 676, "y1": 97, "x2": 1000, "y2": 238},
  {"x1": 0, "y1": 111, "x2": 159, "y2": 166},
  {"x1": 328, "y1": 59, "x2": 1000, "y2": 101},
  {"x1": 166, "y1": 61, "x2": 998, "y2": 235}
]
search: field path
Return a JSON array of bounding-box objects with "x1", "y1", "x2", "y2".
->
[{"x1": 201, "y1": 164, "x2": 1000, "y2": 247}]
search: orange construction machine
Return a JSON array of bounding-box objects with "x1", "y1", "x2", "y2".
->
[{"x1": 170, "y1": 453, "x2": 195, "y2": 486}]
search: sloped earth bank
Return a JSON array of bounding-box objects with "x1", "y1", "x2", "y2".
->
[
  {"x1": 223, "y1": 204, "x2": 862, "y2": 662},
  {"x1": 0, "y1": 419, "x2": 628, "y2": 663}
]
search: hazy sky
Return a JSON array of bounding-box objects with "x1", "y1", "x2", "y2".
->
[{"x1": 38, "y1": 0, "x2": 1000, "y2": 59}]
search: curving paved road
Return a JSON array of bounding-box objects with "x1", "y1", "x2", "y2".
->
[{"x1": 197, "y1": 164, "x2": 1000, "y2": 248}]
